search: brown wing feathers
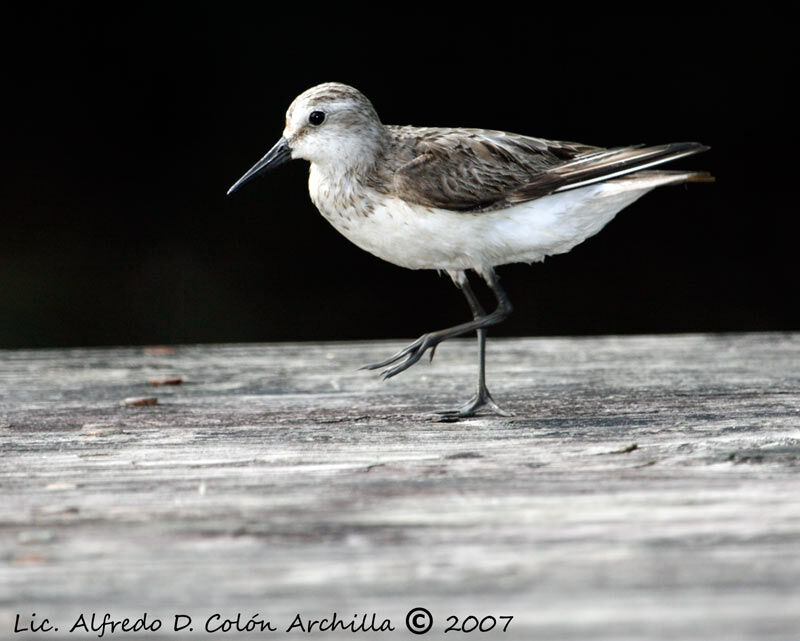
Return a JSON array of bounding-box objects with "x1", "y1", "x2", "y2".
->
[{"x1": 390, "y1": 127, "x2": 709, "y2": 213}]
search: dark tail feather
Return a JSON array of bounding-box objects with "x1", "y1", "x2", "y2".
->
[{"x1": 510, "y1": 142, "x2": 711, "y2": 200}]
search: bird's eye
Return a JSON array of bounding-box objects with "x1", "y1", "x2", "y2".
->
[{"x1": 308, "y1": 111, "x2": 326, "y2": 126}]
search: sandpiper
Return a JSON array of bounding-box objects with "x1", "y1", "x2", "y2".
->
[{"x1": 228, "y1": 82, "x2": 711, "y2": 417}]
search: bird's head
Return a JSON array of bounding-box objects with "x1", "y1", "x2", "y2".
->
[{"x1": 227, "y1": 82, "x2": 387, "y2": 195}]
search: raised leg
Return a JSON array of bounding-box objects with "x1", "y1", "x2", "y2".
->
[{"x1": 361, "y1": 268, "x2": 513, "y2": 416}]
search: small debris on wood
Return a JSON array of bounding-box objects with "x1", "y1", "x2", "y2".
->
[
  {"x1": 727, "y1": 448, "x2": 800, "y2": 465},
  {"x1": 603, "y1": 443, "x2": 639, "y2": 455},
  {"x1": 123, "y1": 396, "x2": 158, "y2": 407},
  {"x1": 11, "y1": 553, "x2": 48, "y2": 566},
  {"x1": 44, "y1": 482, "x2": 76, "y2": 491},
  {"x1": 36, "y1": 505, "x2": 79, "y2": 516},
  {"x1": 149, "y1": 376, "x2": 183, "y2": 386},
  {"x1": 315, "y1": 414, "x2": 370, "y2": 424},
  {"x1": 80, "y1": 426, "x2": 125, "y2": 437},
  {"x1": 144, "y1": 346, "x2": 174, "y2": 355}
]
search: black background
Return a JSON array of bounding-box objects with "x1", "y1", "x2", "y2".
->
[{"x1": 2, "y1": 8, "x2": 797, "y2": 348}]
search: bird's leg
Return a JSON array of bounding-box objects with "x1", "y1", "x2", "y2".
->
[
  {"x1": 361, "y1": 269, "x2": 513, "y2": 396},
  {"x1": 438, "y1": 273, "x2": 511, "y2": 418}
]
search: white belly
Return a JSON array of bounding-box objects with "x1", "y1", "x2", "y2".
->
[{"x1": 309, "y1": 168, "x2": 679, "y2": 272}]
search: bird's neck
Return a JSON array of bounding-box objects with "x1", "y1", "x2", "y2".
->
[
  {"x1": 308, "y1": 148, "x2": 389, "y2": 224},
  {"x1": 309, "y1": 160, "x2": 368, "y2": 210},
  {"x1": 307, "y1": 125, "x2": 392, "y2": 222},
  {"x1": 310, "y1": 148, "x2": 386, "y2": 194}
]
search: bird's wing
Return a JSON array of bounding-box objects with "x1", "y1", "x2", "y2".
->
[
  {"x1": 390, "y1": 127, "x2": 708, "y2": 212},
  {"x1": 505, "y1": 141, "x2": 709, "y2": 202}
]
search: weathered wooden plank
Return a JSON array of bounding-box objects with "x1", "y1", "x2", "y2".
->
[{"x1": 1, "y1": 333, "x2": 799, "y2": 640}]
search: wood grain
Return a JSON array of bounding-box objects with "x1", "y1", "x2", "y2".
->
[{"x1": 1, "y1": 333, "x2": 799, "y2": 639}]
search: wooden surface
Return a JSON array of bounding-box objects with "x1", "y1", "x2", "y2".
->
[{"x1": 1, "y1": 333, "x2": 799, "y2": 640}]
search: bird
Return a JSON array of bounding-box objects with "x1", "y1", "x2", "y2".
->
[{"x1": 227, "y1": 82, "x2": 711, "y2": 418}]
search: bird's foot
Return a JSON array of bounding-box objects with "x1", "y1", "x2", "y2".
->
[
  {"x1": 436, "y1": 386, "x2": 512, "y2": 419},
  {"x1": 360, "y1": 333, "x2": 442, "y2": 379}
]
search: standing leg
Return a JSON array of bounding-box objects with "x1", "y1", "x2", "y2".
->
[{"x1": 442, "y1": 270, "x2": 511, "y2": 417}]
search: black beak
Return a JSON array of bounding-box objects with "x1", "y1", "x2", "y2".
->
[{"x1": 227, "y1": 137, "x2": 292, "y2": 195}]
